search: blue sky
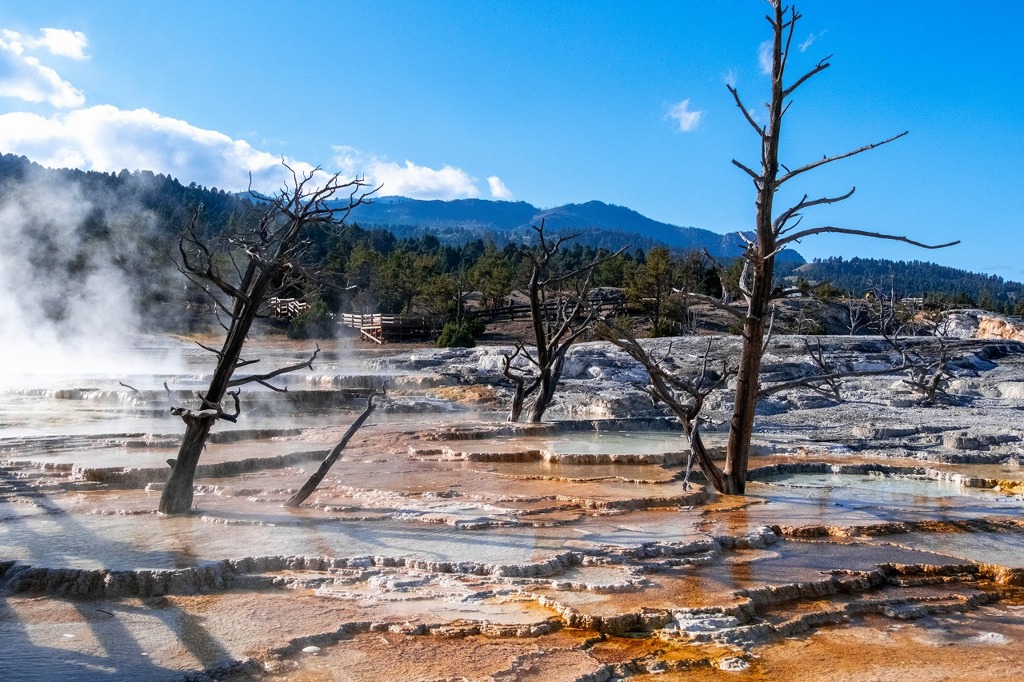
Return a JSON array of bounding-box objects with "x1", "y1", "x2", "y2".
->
[{"x1": 1, "y1": 1, "x2": 1021, "y2": 279}]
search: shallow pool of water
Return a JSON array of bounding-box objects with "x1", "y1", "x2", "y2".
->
[
  {"x1": 761, "y1": 472, "x2": 1020, "y2": 504},
  {"x1": 0, "y1": 507, "x2": 577, "y2": 571},
  {"x1": 872, "y1": 531, "x2": 1024, "y2": 568}
]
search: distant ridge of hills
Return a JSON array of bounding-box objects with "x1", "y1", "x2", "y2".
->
[
  {"x1": 341, "y1": 196, "x2": 806, "y2": 264},
  {"x1": 793, "y1": 257, "x2": 1024, "y2": 312},
  {"x1": 1, "y1": 152, "x2": 1019, "y2": 314}
]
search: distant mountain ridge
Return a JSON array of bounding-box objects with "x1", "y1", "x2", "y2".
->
[
  {"x1": 0, "y1": 152, "x2": 1019, "y2": 317},
  {"x1": 342, "y1": 196, "x2": 805, "y2": 264}
]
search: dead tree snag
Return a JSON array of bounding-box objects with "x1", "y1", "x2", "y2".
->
[
  {"x1": 503, "y1": 221, "x2": 625, "y2": 423},
  {"x1": 604, "y1": 2, "x2": 959, "y2": 496},
  {"x1": 284, "y1": 388, "x2": 384, "y2": 508},
  {"x1": 159, "y1": 166, "x2": 374, "y2": 514},
  {"x1": 597, "y1": 321, "x2": 733, "y2": 491},
  {"x1": 715, "y1": 1, "x2": 958, "y2": 494}
]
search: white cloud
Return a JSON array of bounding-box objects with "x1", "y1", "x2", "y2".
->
[
  {"x1": 799, "y1": 30, "x2": 827, "y2": 53},
  {"x1": 37, "y1": 28, "x2": 89, "y2": 59},
  {"x1": 0, "y1": 25, "x2": 489, "y2": 201},
  {"x1": 0, "y1": 35, "x2": 85, "y2": 107},
  {"x1": 333, "y1": 146, "x2": 480, "y2": 200},
  {"x1": 0, "y1": 101, "x2": 488, "y2": 200},
  {"x1": 724, "y1": 68, "x2": 737, "y2": 88},
  {"x1": 487, "y1": 176, "x2": 513, "y2": 200},
  {"x1": 758, "y1": 40, "x2": 773, "y2": 75},
  {"x1": 0, "y1": 105, "x2": 312, "y2": 190},
  {"x1": 2, "y1": 28, "x2": 89, "y2": 59},
  {"x1": 667, "y1": 99, "x2": 702, "y2": 132}
]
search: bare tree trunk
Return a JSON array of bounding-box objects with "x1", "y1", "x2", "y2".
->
[
  {"x1": 160, "y1": 318, "x2": 258, "y2": 514},
  {"x1": 502, "y1": 343, "x2": 538, "y2": 422},
  {"x1": 503, "y1": 221, "x2": 624, "y2": 423},
  {"x1": 722, "y1": 286, "x2": 770, "y2": 495},
  {"x1": 283, "y1": 392, "x2": 380, "y2": 507},
  {"x1": 711, "y1": 2, "x2": 953, "y2": 495},
  {"x1": 158, "y1": 417, "x2": 214, "y2": 514},
  {"x1": 527, "y1": 354, "x2": 563, "y2": 422},
  {"x1": 683, "y1": 417, "x2": 728, "y2": 492},
  {"x1": 507, "y1": 380, "x2": 527, "y2": 422}
]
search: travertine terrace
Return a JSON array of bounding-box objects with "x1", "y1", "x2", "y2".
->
[{"x1": 2, "y1": 321, "x2": 1023, "y2": 680}]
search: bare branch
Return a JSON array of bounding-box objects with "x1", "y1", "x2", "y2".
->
[
  {"x1": 778, "y1": 225, "x2": 960, "y2": 249},
  {"x1": 195, "y1": 341, "x2": 223, "y2": 357},
  {"x1": 595, "y1": 318, "x2": 729, "y2": 491},
  {"x1": 731, "y1": 158, "x2": 760, "y2": 181},
  {"x1": 227, "y1": 345, "x2": 320, "y2": 389},
  {"x1": 219, "y1": 390, "x2": 241, "y2": 423},
  {"x1": 681, "y1": 292, "x2": 746, "y2": 320},
  {"x1": 773, "y1": 187, "x2": 856, "y2": 235},
  {"x1": 254, "y1": 379, "x2": 289, "y2": 393},
  {"x1": 782, "y1": 55, "x2": 831, "y2": 98},
  {"x1": 727, "y1": 84, "x2": 763, "y2": 137},
  {"x1": 758, "y1": 362, "x2": 923, "y2": 398},
  {"x1": 118, "y1": 381, "x2": 140, "y2": 394},
  {"x1": 761, "y1": 306, "x2": 776, "y2": 354},
  {"x1": 776, "y1": 131, "x2": 908, "y2": 186},
  {"x1": 779, "y1": 6, "x2": 800, "y2": 77},
  {"x1": 283, "y1": 386, "x2": 385, "y2": 507}
]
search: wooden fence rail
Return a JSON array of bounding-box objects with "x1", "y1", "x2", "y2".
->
[{"x1": 336, "y1": 293, "x2": 625, "y2": 343}]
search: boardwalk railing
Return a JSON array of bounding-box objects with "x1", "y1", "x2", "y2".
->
[
  {"x1": 268, "y1": 297, "x2": 310, "y2": 319},
  {"x1": 337, "y1": 313, "x2": 437, "y2": 344},
  {"x1": 465, "y1": 293, "x2": 625, "y2": 323},
  {"x1": 337, "y1": 293, "x2": 625, "y2": 343}
]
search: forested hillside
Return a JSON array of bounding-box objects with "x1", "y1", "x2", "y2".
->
[
  {"x1": 791, "y1": 257, "x2": 1023, "y2": 314},
  {"x1": 2, "y1": 153, "x2": 1019, "y2": 340},
  {"x1": 0, "y1": 154, "x2": 254, "y2": 333}
]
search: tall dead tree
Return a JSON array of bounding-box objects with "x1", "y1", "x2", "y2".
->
[
  {"x1": 607, "y1": 2, "x2": 958, "y2": 496},
  {"x1": 703, "y1": 1, "x2": 958, "y2": 494},
  {"x1": 159, "y1": 167, "x2": 374, "y2": 514},
  {"x1": 502, "y1": 221, "x2": 624, "y2": 422}
]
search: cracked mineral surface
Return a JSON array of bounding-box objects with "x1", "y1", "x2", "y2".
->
[{"x1": 1, "y1": 328, "x2": 1023, "y2": 680}]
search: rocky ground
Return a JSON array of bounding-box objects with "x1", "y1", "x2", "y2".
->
[{"x1": 1, "y1": 311, "x2": 1022, "y2": 680}]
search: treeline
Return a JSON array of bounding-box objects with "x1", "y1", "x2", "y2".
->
[
  {"x1": 0, "y1": 154, "x2": 726, "y2": 335},
  {"x1": 0, "y1": 153, "x2": 246, "y2": 228},
  {"x1": 301, "y1": 227, "x2": 723, "y2": 337},
  {"x1": 789, "y1": 257, "x2": 1024, "y2": 315},
  {"x1": 3, "y1": 152, "x2": 1018, "y2": 339}
]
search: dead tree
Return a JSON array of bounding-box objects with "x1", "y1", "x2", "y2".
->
[
  {"x1": 501, "y1": 341, "x2": 537, "y2": 423},
  {"x1": 503, "y1": 221, "x2": 625, "y2": 422},
  {"x1": 283, "y1": 388, "x2": 384, "y2": 507},
  {"x1": 597, "y1": 321, "x2": 733, "y2": 491},
  {"x1": 873, "y1": 304, "x2": 956, "y2": 405},
  {"x1": 706, "y1": 1, "x2": 958, "y2": 494},
  {"x1": 755, "y1": 337, "x2": 926, "y2": 402},
  {"x1": 159, "y1": 166, "x2": 374, "y2": 514},
  {"x1": 842, "y1": 298, "x2": 870, "y2": 335},
  {"x1": 610, "y1": 2, "x2": 959, "y2": 495}
]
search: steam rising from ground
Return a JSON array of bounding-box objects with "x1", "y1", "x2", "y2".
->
[{"x1": 0, "y1": 168, "x2": 182, "y2": 383}]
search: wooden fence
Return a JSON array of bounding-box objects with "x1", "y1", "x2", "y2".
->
[
  {"x1": 336, "y1": 292, "x2": 625, "y2": 343},
  {"x1": 268, "y1": 297, "x2": 309, "y2": 319},
  {"x1": 337, "y1": 313, "x2": 437, "y2": 344}
]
